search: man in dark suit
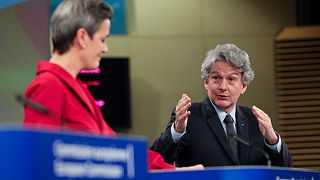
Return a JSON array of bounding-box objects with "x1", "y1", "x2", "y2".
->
[{"x1": 151, "y1": 44, "x2": 292, "y2": 167}]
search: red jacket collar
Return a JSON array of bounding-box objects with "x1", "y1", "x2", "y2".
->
[{"x1": 36, "y1": 61, "x2": 96, "y2": 119}]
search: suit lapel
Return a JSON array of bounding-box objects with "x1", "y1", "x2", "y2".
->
[
  {"x1": 236, "y1": 106, "x2": 250, "y2": 165},
  {"x1": 203, "y1": 98, "x2": 238, "y2": 164}
]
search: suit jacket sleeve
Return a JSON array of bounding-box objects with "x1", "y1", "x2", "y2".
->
[
  {"x1": 265, "y1": 137, "x2": 293, "y2": 167},
  {"x1": 150, "y1": 108, "x2": 179, "y2": 164}
]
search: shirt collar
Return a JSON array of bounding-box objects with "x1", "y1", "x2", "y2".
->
[{"x1": 209, "y1": 99, "x2": 236, "y2": 123}]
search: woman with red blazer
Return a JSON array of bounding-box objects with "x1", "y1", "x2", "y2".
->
[{"x1": 23, "y1": 0, "x2": 203, "y2": 171}]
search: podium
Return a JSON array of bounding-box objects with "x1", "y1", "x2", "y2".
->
[
  {"x1": 150, "y1": 166, "x2": 320, "y2": 180},
  {"x1": 0, "y1": 128, "x2": 148, "y2": 180},
  {"x1": 0, "y1": 128, "x2": 319, "y2": 180}
]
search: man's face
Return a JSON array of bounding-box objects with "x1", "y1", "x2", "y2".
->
[
  {"x1": 83, "y1": 19, "x2": 110, "y2": 69},
  {"x1": 204, "y1": 60, "x2": 247, "y2": 113}
]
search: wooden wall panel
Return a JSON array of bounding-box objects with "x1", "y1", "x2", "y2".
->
[{"x1": 274, "y1": 26, "x2": 320, "y2": 171}]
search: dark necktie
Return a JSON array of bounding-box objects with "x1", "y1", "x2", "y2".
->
[{"x1": 224, "y1": 114, "x2": 238, "y2": 162}]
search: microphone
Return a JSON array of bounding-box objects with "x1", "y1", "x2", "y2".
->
[
  {"x1": 230, "y1": 133, "x2": 271, "y2": 166},
  {"x1": 16, "y1": 94, "x2": 50, "y2": 114},
  {"x1": 15, "y1": 94, "x2": 63, "y2": 125},
  {"x1": 16, "y1": 94, "x2": 93, "y2": 133}
]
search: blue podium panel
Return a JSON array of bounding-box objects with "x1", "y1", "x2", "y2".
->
[
  {"x1": 0, "y1": 128, "x2": 148, "y2": 180},
  {"x1": 150, "y1": 166, "x2": 320, "y2": 180}
]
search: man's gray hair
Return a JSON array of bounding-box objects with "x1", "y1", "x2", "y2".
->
[{"x1": 201, "y1": 44, "x2": 254, "y2": 85}]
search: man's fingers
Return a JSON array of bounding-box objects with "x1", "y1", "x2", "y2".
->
[
  {"x1": 180, "y1": 102, "x2": 191, "y2": 112},
  {"x1": 256, "y1": 117, "x2": 267, "y2": 127},
  {"x1": 179, "y1": 96, "x2": 191, "y2": 106},
  {"x1": 252, "y1": 105, "x2": 270, "y2": 121},
  {"x1": 176, "y1": 94, "x2": 191, "y2": 112},
  {"x1": 179, "y1": 111, "x2": 191, "y2": 121},
  {"x1": 174, "y1": 94, "x2": 192, "y2": 132}
]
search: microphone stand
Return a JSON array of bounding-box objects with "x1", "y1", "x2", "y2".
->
[
  {"x1": 230, "y1": 134, "x2": 271, "y2": 167},
  {"x1": 16, "y1": 94, "x2": 107, "y2": 136},
  {"x1": 16, "y1": 94, "x2": 50, "y2": 115},
  {"x1": 15, "y1": 94, "x2": 66, "y2": 127}
]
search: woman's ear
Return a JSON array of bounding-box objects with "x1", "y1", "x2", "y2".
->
[{"x1": 75, "y1": 28, "x2": 89, "y2": 49}]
